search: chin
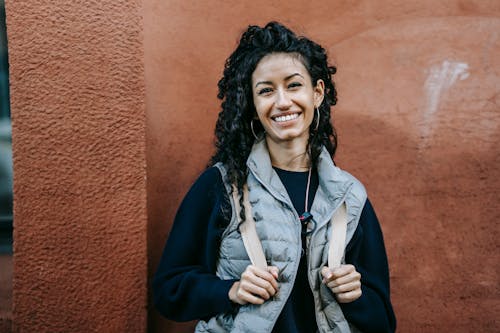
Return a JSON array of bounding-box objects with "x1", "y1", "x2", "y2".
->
[{"x1": 268, "y1": 129, "x2": 309, "y2": 143}]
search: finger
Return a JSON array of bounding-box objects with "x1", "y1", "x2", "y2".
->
[
  {"x1": 330, "y1": 270, "x2": 361, "y2": 287},
  {"x1": 268, "y1": 266, "x2": 279, "y2": 280},
  {"x1": 329, "y1": 280, "x2": 361, "y2": 294},
  {"x1": 240, "y1": 279, "x2": 275, "y2": 300},
  {"x1": 236, "y1": 288, "x2": 265, "y2": 305},
  {"x1": 241, "y1": 270, "x2": 277, "y2": 297},
  {"x1": 336, "y1": 288, "x2": 362, "y2": 303},
  {"x1": 248, "y1": 266, "x2": 279, "y2": 292},
  {"x1": 330, "y1": 264, "x2": 355, "y2": 279},
  {"x1": 250, "y1": 265, "x2": 278, "y2": 282},
  {"x1": 321, "y1": 266, "x2": 333, "y2": 282}
]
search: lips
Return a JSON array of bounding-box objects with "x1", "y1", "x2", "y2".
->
[{"x1": 272, "y1": 112, "x2": 301, "y2": 123}]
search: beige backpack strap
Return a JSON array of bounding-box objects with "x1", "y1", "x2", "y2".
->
[
  {"x1": 328, "y1": 202, "x2": 348, "y2": 269},
  {"x1": 232, "y1": 184, "x2": 346, "y2": 270},
  {"x1": 231, "y1": 184, "x2": 268, "y2": 269}
]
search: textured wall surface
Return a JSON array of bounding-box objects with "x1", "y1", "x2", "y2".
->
[
  {"x1": 6, "y1": 1, "x2": 147, "y2": 332},
  {"x1": 0, "y1": 255, "x2": 12, "y2": 331},
  {"x1": 145, "y1": 1, "x2": 500, "y2": 332}
]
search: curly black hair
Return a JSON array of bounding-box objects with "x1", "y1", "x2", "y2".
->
[{"x1": 209, "y1": 21, "x2": 338, "y2": 222}]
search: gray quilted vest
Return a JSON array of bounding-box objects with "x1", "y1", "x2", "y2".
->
[{"x1": 195, "y1": 140, "x2": 366, "y2": 333}]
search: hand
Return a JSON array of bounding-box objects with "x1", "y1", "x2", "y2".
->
[
  {"x1": 321, "y1": 264, "x2": 362, "y2": 303},
  {"x1": 229, "y1": 265, "x2": 279, "y2": 305}
]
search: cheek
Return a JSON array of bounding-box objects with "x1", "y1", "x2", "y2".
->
[
  {"x1": 253, "y1": 99, "x2": 268, "y2": 118},
  {"x1": 256, "y1": 111, "x2": 268, "y2": 126}
]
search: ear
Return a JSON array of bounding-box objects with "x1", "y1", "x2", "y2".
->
[{"x1": 313, "y1": 79, "x2": 325, "y2": 107}]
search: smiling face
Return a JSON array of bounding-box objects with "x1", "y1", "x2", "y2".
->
[{"x1": 251, "y1": 53, "x2": 324, "y2": 148}]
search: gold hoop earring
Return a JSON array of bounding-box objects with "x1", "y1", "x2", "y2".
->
[
  {"x1": 314, "y1": 107, "x2": 320, "y2": 131},
  {"x1": 251, "y1": 119, "x2": 260, "y2": 140}
]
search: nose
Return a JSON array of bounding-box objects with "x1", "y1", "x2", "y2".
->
[{"x1": 275, "y1": 89, "x2": 292, "y2": 110}]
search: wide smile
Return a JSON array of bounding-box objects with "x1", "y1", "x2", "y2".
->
[{"x1": 272, "y1": 112, "x2": 302, "y2": 123}]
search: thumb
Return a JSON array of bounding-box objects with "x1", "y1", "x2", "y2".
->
[
  {"x1": 321, "y1": 266, "x2": 332, "y2": 279},
  {"x1": 268, "y1": 266, "x2": 279, "y2": 279}
]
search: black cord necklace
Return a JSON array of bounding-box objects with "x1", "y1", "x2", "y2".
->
[{"x1": 299, "y1": 168, "x2": 316, "y2": 235}]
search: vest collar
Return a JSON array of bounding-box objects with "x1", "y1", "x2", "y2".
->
[
  {"x1": 246, "y1": 139, "x2": 354, "y2": 215},
  {"x1": 246, "y1": 139, "x2": 291, "y2": 205}
]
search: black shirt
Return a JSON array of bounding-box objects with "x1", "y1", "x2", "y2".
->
[{"x1": 272, "y1": 167, "x2": 318, "y2": 333}]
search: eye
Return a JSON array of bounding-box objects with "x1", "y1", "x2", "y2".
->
[
  {"x1": 288, "y1": 82, "x2": 302, "y2": 89},
  {"x1": 257, "y1": 87, "x2": 273, "y2": 95}
]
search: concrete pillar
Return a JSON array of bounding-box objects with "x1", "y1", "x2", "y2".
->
[{"x1": 6, "y1": 1, "x2": 147, "y2": 332}]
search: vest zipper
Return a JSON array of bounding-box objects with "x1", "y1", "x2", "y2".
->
[
  {"x1": 248, "y1": 171, "x2": 304, "y2": 331},
  {"x1": 306, "y1": 185, "x2": 352, "y2": 333}
]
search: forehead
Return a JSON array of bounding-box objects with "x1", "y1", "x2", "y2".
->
[{"x1": 252, "y1": 53, "x2": 310, "y2": 81}]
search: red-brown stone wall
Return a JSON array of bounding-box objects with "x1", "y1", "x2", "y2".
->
[
  {"x1": 6, "y1": 1, "x2": 147, "y2": 332},
  {"x1": 4, "y1": 0, "x2": 499, "y2": 332},
  {"x1": 144, "y1": 1, "x2": 500, "y2": 332}
]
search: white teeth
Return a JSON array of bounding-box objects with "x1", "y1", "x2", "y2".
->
[{"x1": 274, "y1": 113, "x2": 299, "y2": 122}]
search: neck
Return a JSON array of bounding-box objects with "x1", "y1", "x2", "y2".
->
[{"x1": 265, "y1": 136, "x2": 310, "y2": 171}]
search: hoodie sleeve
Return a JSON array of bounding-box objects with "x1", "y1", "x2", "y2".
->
[
  {"x1": 153, "y1": 167, "x2": 237, "y2": 322},
  {"x1": 340, "y1": 199, "x2": 397, "y2": 333}
]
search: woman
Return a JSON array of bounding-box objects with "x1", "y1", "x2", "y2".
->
[{"x1": 154, "y1": 22, "x2": 396, "y2": 333}]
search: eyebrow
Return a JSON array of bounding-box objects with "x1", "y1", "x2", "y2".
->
[{"x1": 254, "y1": 73, "x2": 305, "y2": 88}]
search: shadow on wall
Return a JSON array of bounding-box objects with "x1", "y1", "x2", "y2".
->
[
  {"x1": 335, "y1": 110, "x2": 500, "y2": 330},
  {"x1": 330, "y1": 15, "x2": 499, "y2": 330}
]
